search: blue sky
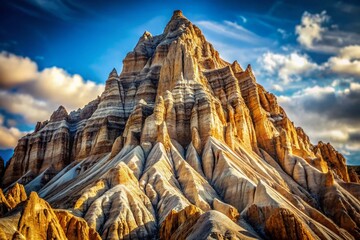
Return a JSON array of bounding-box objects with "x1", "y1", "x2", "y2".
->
[{"x1": 0, "y1": 0, "x2": 360, "y2": 165}]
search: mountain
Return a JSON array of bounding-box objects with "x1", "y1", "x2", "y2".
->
[
  {"x1": 1, "y1": 10, "x2": 360, "y2": 240},
  {"x1": 0, "y1": 183, "x2": 100, "y2": 239}
]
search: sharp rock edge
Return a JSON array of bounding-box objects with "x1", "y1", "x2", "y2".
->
[{"x1": 1, "y1": 10, "x2": 360, "y2": 240}]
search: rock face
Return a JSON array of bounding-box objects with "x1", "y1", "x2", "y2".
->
[
  {"x1": 264, "y1": 208, "x2": 314, "y2": 240},
  {"x1": 0, "y1": 157, "x2": 4, "y2": 179},
  {"x1": 0, "y1": 183, "x2": 27, "y2": 217},
  {"x1": 1, "y1": 10, "x2": 360, "y2": 240},
  {"x1": 55, "y1": 210, "x2": 102, "y2": 240},
  {"x1": 15, "y1": 192, "x2": 68, "y2": 239},
  {"x1": 4, "y1": 183, "x2": 27, "y2": 208},
  {"x1": 348, "y1": 166, "x2": 360, "y2": 183},
  {"x1": 0, "y1": 186, "x2": 100, "y2": 240}
]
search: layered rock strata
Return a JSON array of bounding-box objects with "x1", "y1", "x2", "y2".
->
[
  {"x1": 1, "y1": 10, "x2": 359, "y2": 240},
  {"x1": 0, "y1": 185, "x2": 100, "y2": 240}
]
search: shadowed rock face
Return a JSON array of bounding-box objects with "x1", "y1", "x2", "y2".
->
[
  {"x1": 1, "y1": 9, "x2": 360, "y2": 240},
  {"x1": 0, "y1": 183, "x2": 27, "y2": 217},
  {"x1": 0, "y1": 188, "x2": 101, "y2": 240},
  {"x1": 0, "y1": 157, "x2": 4, "y2": 180},
  {"x1": 313, "y1": 141, "x2": 350, "y2": 181}
]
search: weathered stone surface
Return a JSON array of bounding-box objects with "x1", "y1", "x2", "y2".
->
[
  {"x1": 0, "y1": 183, "x2": 27, "y2": 218},
  {"x1": 0, "y1": 189, "x2": 11, "y2": 216},
  {"x1": 5, "y1": 183, "x2": 27, "y2": 208},
  {"x1": 0, "y1": 190, "x2": 100, "y2": 240},
  {"x1": 265, "y1": 208, "x2": 314, "y2": 240},
  {"x1": 170, "y1": 210, "x2": 259, "y2": 240},
  {"x1": 213, "y1": 198, "x2": 240, "y2": 222},
  {"x1": 16, "y1": 192, "x2": 67, "y2": 239},
  {"x1": 160, "y1": 204, "x2": 202, "y2": 240},
  {"x1": 348, "y1": 166, "x2": 360, "y2": 183},
  {"x1": 314, "y1": 141, "x2": 350, "y2": 182},
  {"x1": 55, "y1": 210, "x2": 101, "y2": 240},
  {"x1": 1, "y1": 9, "x2": 359, "y2": 240},
  {"x1": 160, "y1": 205, "x2": 258, "y2": 240}
]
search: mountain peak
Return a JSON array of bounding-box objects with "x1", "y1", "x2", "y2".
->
[
  {"x1": 164, "y1": 9, "x2": 190, "y2": 34},
  {"x1": 109, "y1": 68, "x2": 118, "y2": 78},
  {"x1": 141, "y1": 31, "x2": 152, "y2": 40},
  {"x1": 172, "y1": 10, "x2": 183, "y2": 18},
  {"x1": 50, "y1": 105, "x2": 68, "y2": 122},
  {"x1": 2, "y1": 10, "x2": 360, "y2": 240}
]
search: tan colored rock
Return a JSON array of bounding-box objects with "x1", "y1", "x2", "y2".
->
[
  {"x1": 110, "y1": 136, "x2": 123, "y2": 158},
  {"x1": 0, "y1": 189, "x2": 11, "y2": 216},
  {"x1": 2, "y1": 9, "x2": 360, "y2": 240},
  {"x1": 348, "y1": 166, "x2": 360, "y2": 183},
  {"x1": 16, "y1": 192, "x2": 67, "y2": 240},
  {"x1": 5, "y1": 183, "x2": 27, "y2": 208},
  {"x1": 313, "y1": 141, "x2": 350, "y2": 182},
  {"x1": 55, "y1": 210, "x2": 101, "y2": 240},
  {"x1": 0, "y1": 190, "x2": 100, "y2": 240},
  {"x1": 168, "y1": 210, "x2": 259, "y2": 240},
  {"x1": 160, "y1": 204, "x2": 203, "y2": 240},
  {"x1": 71, "y1": 162, "x2": 157, "y2": 239},
  {"x1": 320, "y1": 185, "x2": 360, "y2": 239},
  {"x1": 265, "y1": 208, "x2": 315, "y2": 240},
  {"x1": 213, "y1": 198, "x2": 240, "y2": 222},
  {"x1": 191, "y1": 127, "x2": 202, "y2": 154},
  {"x1": 0, "y1": 227, "x2": 7, "y2": 240},
  {"x1": 50, "y1": 105, "x2": 68, "y2": 122}
]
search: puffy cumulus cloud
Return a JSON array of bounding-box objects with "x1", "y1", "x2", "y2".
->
[
  {"x1": 295, "y1": 11, "x2": 329, "y2": 50},
  {"x1": 259, "y1": 52, "x2": 319, "y2": 83},
  {"x1": 327, "y1": 45, "x2": 360, "y2": 76},
  {"x1": 0, "y1": 91, "x2": 52, "y2": 123},
  {"x1": 0, "y1": 52, "x2": 104, "y2": 124},
  {"x1": 0, "y1": 51, "x2": 38, "y2": 87},
  {"x1": 278, "y1": 83, "x2": 360, "y2": 164},
  {"x1": 0, "y1": 114, "x2": 28, "y2": 149},
  {"x1": 271, "y1": 84, "x2": 284, "y2": 92},
  {"x1": 259, "y1": 46, "x2": 360, "y2": 85},
  {"x1": 30, "y1": 67, "x2": 104, "y2": 111},
  {"x1": 295, "y1": 11, "x2": 360, "y2": 54}
]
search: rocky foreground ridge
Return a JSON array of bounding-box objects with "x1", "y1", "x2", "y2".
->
[{"x1": 1, "y1": 10, "x2": 360, "y2": 240}]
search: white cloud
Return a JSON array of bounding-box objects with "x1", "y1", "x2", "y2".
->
[
  {"x1": 295, "y1": 11, "x2": 360, "y2": 53},
  {"x1": 295, "y1": 11, "x2": 329, "y2": 50},
  {"x1": 258, "y1": 45, "x2": 360, "y2": 85},
  {"x1": 0, "y1": 51, "x2": 38, "y2": 87},
  {"x1": 326, "y1": 45, "x2": 360, "y2": 76},
  {"x1": 0, "y1": 114, "x2": 28, "y2": 149},
  {"x1": 0, "y1": 91, "x2": 52, "y2": 123},
  {"x1": 259, "y1": 51, "x2": 319, "y2": 83},
  {"x1": 0, "y1": 52, "x2": 104, "y2": 124},
  {"x1": 278, "y1": 84, "x2": 360, "y2": 163},
  {"x1": 301, "y1": 85, "x2": 334, "y2": 96},
  {"x1": 350, "y1": 82, "x2": 360, "y2": 91},
  {"x1": 32, "y1": 67, "x2": 104, "y2": 111},
  {"x1": 271, "y1": 84, "x2": 284, "y2": 92}
]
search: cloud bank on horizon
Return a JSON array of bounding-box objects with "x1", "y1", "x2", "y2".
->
[{"x1": 0, "y1": 0, "x2": 359, "y2": 164}]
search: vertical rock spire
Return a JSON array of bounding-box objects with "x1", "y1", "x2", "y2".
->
[{"x1": 109, "y1": 68, "x2": 118, "y2": 78}]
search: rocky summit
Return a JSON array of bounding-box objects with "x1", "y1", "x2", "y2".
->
[{"x1": 1, "y1": 10, "x2": 360, "y2": 240}]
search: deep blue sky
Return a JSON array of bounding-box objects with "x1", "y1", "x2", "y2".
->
[
  {"x1": 2, "y1": 0, "x2": 359, "y2": 82},
  {"x1": 1, "y1": 0, "x2": 360, "y2": 165}
]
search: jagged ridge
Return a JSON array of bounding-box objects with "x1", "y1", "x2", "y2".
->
[{"x1": 1, "y1": 10, "x2": 360, "y2": 240}]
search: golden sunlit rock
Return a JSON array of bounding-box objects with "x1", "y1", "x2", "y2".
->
[{"x1": 1, "y1": 9, "x2": 359, "y2": 240}]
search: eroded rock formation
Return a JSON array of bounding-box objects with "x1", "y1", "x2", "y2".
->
[
  {"x1": 1, "y1": 10, "x2": 359, "y2": 240},
  {"x1": 0, "y1": 185, "x2": 100, "y2": 240}
]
